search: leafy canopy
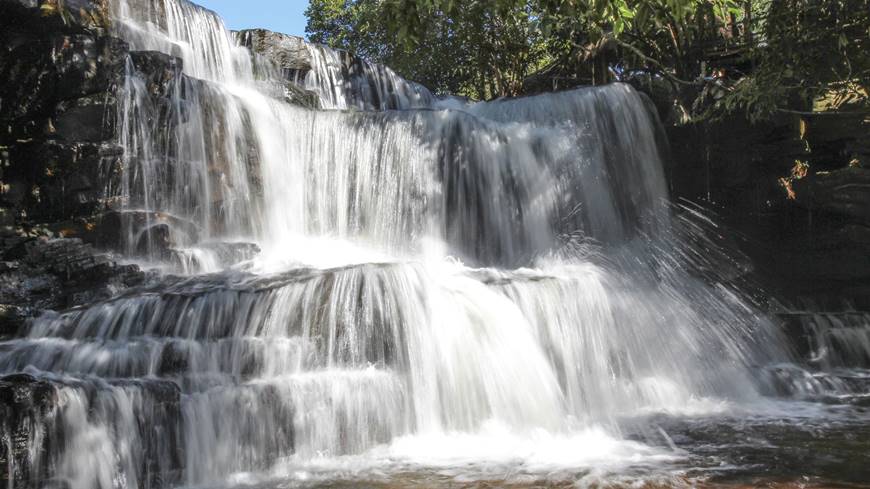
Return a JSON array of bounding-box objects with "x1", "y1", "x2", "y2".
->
[{"x1": 306, "y1": 0, "x2": 870, "y2": 119}]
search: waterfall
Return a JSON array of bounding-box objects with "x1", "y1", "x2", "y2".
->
[
  {"x1": 303, "y1": 43, "x2": 436, "y2": 110},
  {"x1": 1, "y1": 0, "x2": 839, "y2": 488}
]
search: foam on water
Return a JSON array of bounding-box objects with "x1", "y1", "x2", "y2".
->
[{"x1": 254, "y1": 423, "x2": 684, "y2": 487}]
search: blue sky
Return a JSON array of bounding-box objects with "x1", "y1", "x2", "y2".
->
[{"x1": 195, "y1": 0, "x2": 311, "y2": 38}]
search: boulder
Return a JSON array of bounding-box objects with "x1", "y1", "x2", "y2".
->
[
  {"x1": 94, "y1": 210, "x2": 201, "y2": 255},
  {"x1": 235, "y1": 29, "x2": 321, "y2": 108},
  {"x1": 235, "y1": 28, "x2": 311, "y2": 74},
  {"x1": 136, "y1": 222, "x2": 173, "y2": 256}
]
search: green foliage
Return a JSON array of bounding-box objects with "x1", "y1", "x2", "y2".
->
[
  {"x1": 721, "y1": 0, "x2": 870, "y2": 120},
  {"x1": 307, "y1": 0, "x2": 549, "y2": 98},
  {"x1": 304, "y1": 0, "x2": 386, "y2": 59},
  {"x1": 306, "y1": 0, "x2": 870, "y2": 117}
]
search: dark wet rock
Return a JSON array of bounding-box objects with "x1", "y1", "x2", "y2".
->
[
  {"x1": 52, "y1": 93, "x2": 118, "y2": 142},
  {"x1": 95, "y1": 210, "x2": 201, "y2": 255},
  {"x1": 0, "y1": 254, "x2": 63, "y2": 312},
  {"x1": 0, "y1": 374, "x2": 57, "y2": 420},
  {"x1": 2, "y1": 0, "x2": 111, "y2": 33},
  {"x1": 157, "y1": 343, "x2": 191, "y2": 377},
  {"x1": 282, "y1": 78, "x2": 323, "y2": 108},
  {"x1": 0, "y1": 236, "x2": 145, "y2": 327},
  {"x1": 793, "y1": 167, "x2": 870, "y2": 223},
  {"x1": 778, "y1": 310, "x2": 870, "y2": 369},
  {"x1": 0, "y1": 0, "x2": 128, "y2": 228},
  {"x1": 0, "y1": 305, "x2": 27, "y2": 340},
  {"x1": 0, "y1": 87, "x2": 125, "y2": 222},
  {"x1": 91, "y1": 210, "x2": 130, "y2": 250},
  {"x1": 666, "y1": 109, "x2": 870, "y2": 302},
  {"x1": 28, "y1": 237, "x2": 107, "y2": 278},
  {"x1": 128, "y1": 50, "x2": 184, "y2": 97},
  {"x1": 236, "y1": 29, "x2": 311, "y2": 73},
  {"x1": 0, "y1": 373, "x2": 58, "y2": 489},
  {"x1": 756, "y1": 167, "x2": 870, "y2": 285},
  {"x1": 0, "y1": 29, "x2": 126, "y2": 139},
  {"x1": 0, "y1": 374, "x2": 185, "y2": 489},
  {"x1": 767, "y1": 239, "x2": 870, "y2": 284},
  {"x1": 136, "y1": 223, "x2": 173, "y2": 256},
  {"x1": 0, "y1": 28, "x2": 126, "y2": 141},
  {"x1": 1, "y1": 140, "x2": 123, "y2": 221}
]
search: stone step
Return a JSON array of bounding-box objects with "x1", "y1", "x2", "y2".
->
[
  {"x1": 19, "y1": 264, "x2": 411, "y2": 374},
  {"x1": 0, "y1": 336, "x2": 315, "y2": 380},
  {"x1": 0, "y1": 368, "x2": 403, "y2": 488},
  {"x1": 779, "y1": 311, "x2": 870, "y2": 369},
  {"x1": 0, "y1": 373, "x2": 183, "y2": 489},
  {"x1": 764, "y1": 363, "x2": 870, "y2": 404}
]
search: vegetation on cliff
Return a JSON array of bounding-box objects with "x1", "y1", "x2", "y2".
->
[{"x1": 306, "y1": 0, "x2": 869, "y2": 120}]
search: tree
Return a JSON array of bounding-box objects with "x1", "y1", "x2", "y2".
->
[
  {"x1": 718, "y1": 0, "x2": 870, "y2": 119},
  {"x1": 307, "y1": 0, "x2": 870, "y2": 117},
  {"x1": 307, "y1": 0, "x2": 550, "y2": 98},
  {"x1": 379, "y1": 0, "x2": 748, "y2": 97},
  {"x1": 305, "y1": 0, "x2": 387, "y2": 59}
]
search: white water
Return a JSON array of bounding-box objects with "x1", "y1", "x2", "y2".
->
[
  {"x1": 303, "y1": 43, "x2": 436, "y2": 110},
  {"x1": 0, "y1": 1, "x2": 848, "y2": 488}
]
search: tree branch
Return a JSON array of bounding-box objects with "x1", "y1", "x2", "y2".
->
[{"x1": 608, "y1": 36, "x2": 696, "y2": 86}]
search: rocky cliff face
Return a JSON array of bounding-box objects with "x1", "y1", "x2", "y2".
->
[
  {"x1": 0, "y1": 1, "x2": 185, "y2": 228},
  {"x1": 0, "y1": 1, "x2": 164, "y2": 352},
  {"x1": 0, "y1": 8, "x2": 155, "y2": 485},
  {"x1": 661, "y1": 102, "x2": 870, "y2": 307},
  {"x1": 1, "y1": 0, "x2": 124, "y2": 226}
]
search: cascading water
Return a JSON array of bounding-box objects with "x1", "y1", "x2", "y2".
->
[
  {"x1": 302, "y1": 43, "x2": 436, "y2": 111},
  {"x1": 3, "y1": 1, "x2": 868, "y2": 488}
]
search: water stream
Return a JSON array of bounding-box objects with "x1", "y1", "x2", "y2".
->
[{"x1": 2, "y1": 0, "x2": 869, "y2": 487}]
